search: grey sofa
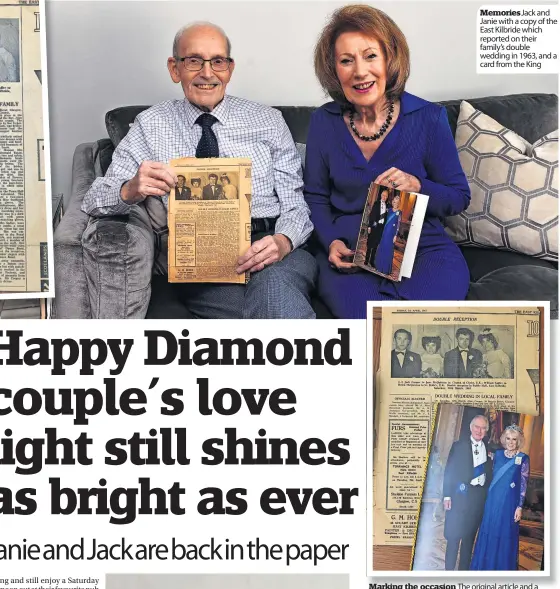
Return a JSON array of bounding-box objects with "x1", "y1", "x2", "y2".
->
[{"x1": 53, "y1": 93, "x2": 559, "y2": 319}]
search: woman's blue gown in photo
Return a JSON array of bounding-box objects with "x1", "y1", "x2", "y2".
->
[
  {"x1": 470, "y1": 449, "x2": 530, "y2": 570},
  {"x1": 374, "y1": 209, "x2": 401, "y2": 275}
]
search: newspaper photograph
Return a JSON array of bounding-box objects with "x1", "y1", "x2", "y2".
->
[
  {"x1": 0, "y1": 0, "x2": 50, "y2": 296},
  {"x1": 372, "y1": 305, "x2": 543, "y2": 548},
  {"x1": 168, "y1": 157, "x2": 251, "y2": 284}
]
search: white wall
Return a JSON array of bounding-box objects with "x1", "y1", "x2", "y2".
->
[{"x1": 46, "y1": 1, "x2": 558, "y2": 201}]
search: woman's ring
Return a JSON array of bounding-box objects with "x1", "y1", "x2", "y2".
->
[{"x1": 391, "y1": 180, "x2": 397, "y2": 187}]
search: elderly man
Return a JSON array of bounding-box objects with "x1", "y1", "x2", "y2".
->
[
  {"x1": 443, "y1": 414, "x2": 493, "y2": 570},
  {"x1": 82, "y1": 22, "x2": 316, "y2": 319}
]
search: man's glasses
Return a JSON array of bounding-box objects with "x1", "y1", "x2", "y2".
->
[{"x1": 175, "y1": 56, "x2": 233, "y2": 72}]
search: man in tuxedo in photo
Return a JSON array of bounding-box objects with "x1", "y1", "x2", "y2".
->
[
  {"x1": 391, "y1": 328, "x2": 421, "y2": 377},
  {"x1": 175, "y1": 175, "x2": 192, "y2": 200},
  {"x1": 365, "y1": 189, "x2": 389, "y2": 265},
  {"x1": 443, "y1": 327, "x2": 483, "y2": 378},
  {"x1": 202, "y1": 174, "x2": 225, "y2": 200},
  {"x1": 443, "y1": 414, "x2": 493, "y2": 570}
]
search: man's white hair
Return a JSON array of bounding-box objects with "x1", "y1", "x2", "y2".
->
[
  {"x1": 470, "y1": 414, "x2": 489, "y2": 430},
  {"x1": 172, "y1": 22, "x2": 232, "y2": 58}
]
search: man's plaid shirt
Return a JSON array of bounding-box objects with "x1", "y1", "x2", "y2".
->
[{"x1": 82, "y1": 95, "x2": 313, "y2": 249}]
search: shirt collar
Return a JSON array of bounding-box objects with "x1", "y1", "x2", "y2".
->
[
  {"x1": 470, "y1": 436, "x2": 482, "y2": 446},
  {"x1": 183, "y1": 94, "x2": 231, "y2": 128},
  {"x1": 322, "y1": 91, "x2": 430, "y2": 116}
]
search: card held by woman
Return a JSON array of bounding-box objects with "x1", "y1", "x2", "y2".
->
[{"x1": 354, "y1": 182, "x2": 428, "y2": 281}]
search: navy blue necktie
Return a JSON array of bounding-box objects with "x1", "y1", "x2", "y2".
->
[{"x1": 195, "y1": 113, "x2": 219, "y2": 158}]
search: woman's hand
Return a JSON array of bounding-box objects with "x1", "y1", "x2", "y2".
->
[
  {"x1": 328, "y1": 239, "x2": 357, "y2": 272},
  {"x1": 514, "y1": 507, "x2": 522, "y2": 523},
  {"x1": 374, "y1": 167, "x2": 421, "y2": 192}
]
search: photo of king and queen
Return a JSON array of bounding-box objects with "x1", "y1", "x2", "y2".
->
[
  {"x1": 355, "y1": 183, "x2": 417, "y2": 279},
  {"x1": 390, "y1": 325, "x2": 514, "y2": 379},
  {"x1": 414, "y1": 404, "x2": 544, "y2": 571}
]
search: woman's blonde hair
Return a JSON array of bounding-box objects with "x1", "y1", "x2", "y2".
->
[{"x1": 313, "y1": 4, "x2": 410, "y2": 107}]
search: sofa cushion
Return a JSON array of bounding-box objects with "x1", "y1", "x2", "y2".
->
[
  {"x1": 460, "y1": 245, "x2": 557, "y2": 282},
  {"x1": 92, "y1": 138, "x2": 115, "y2": 176},
  {"x1": 104, "y1": 94, "x2": 559, "y2": 151},
  {"x1": 106, "y1": 105, "x2": 151, "y2": 146},
  {"x1": 143, "y1": 197, "x2": 168, "y2": 275},
  {"x1": 82, "y1": 212, "x2": 154, "y2": 318},
  {"x1": 446, "y1": 100, "x2": 558, "y2": 261},
  {"x1": 273, "y1": 106, "x2": 317, "y2": 144},
  {"x1": 295, "y1": 142, "x2": 306, "y2": 169},
  {"x1": 467, "y1": 265, "x2": 558, "y2": 319},
  {"x1": 439, "y1": 93, "x2": 558, "y2": 144}
]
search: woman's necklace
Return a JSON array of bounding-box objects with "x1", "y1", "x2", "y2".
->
[
  {"x1": 349, "y1": 102, "x2": 394, "y2": 142},
  {"x1": 504, "y1": 449, "x2": 519, "y2": 458}
]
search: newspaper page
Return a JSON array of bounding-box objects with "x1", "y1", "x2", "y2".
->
[
  {"x1": 0, "y1": 0, "x2": 49, "y2": 294},
  {"x1": 168, "y1": 157, "x2": 251, "y2": 284},
  {"x1": 373, "y1": 305, "x2": 542, "y2": 546}
]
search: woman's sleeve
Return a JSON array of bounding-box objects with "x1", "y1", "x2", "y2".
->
[
  {"x1": 303, "y1": 111, "x2": 338, "y2": 251},
  {"x1": 519, "y1": 455, "x2": 530, "y2": 507},
  {"x1": 420, "y1": 106, "x2": 471, "y2": 219}
]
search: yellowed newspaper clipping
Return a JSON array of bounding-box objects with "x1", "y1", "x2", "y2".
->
[
  {"x1": 373, "y1": 306, "x2": 542, "y2": 546},
  {"x1": 0, "y1": 0, "x2": 48, "y2": 293},
  {"x1": 168, "y1": 157, "x2": 251, "y2": 284}
]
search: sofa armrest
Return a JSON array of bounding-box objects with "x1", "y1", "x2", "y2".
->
[
  {"x1": 82, "y1": 205, "x2": 155, "y2": 319},
  {"x1": 52, "y1": 142, "x2": 97, "y2": 318}
]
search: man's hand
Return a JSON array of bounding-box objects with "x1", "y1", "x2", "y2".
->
[
  {"x1": 121, "y1": 161, "x2": 178, "y2": 204},
  {"x1": 328, "y1": 239, "x2": 356, "y2": 271},
  {"x1": 443, "y1": 499, "x2": 452, "y2": 511},
  {"x1": 236, "y1": 234, "x2": 292, "y2": 274}
]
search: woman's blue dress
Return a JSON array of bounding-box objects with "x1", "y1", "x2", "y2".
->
[
  {"x1": 303, "y1": 92, "x2": 471, "y2": 318},
  {"x1": 470, "y1": 449, "x2": 530, "y2": 570},
  {"x1": 374, "y1": 209, "x2": 401, "y2": 275}
]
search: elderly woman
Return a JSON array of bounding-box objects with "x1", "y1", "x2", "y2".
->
[
  {"x1": 304, "y1": 5, "x2": 470, "y2": 318},
  {"x1": 478, "y1": 328, "x2": 513, "y2": 379},
  {"x1": 471, "y1": 424, "x2": 529, "y2": 570}
]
